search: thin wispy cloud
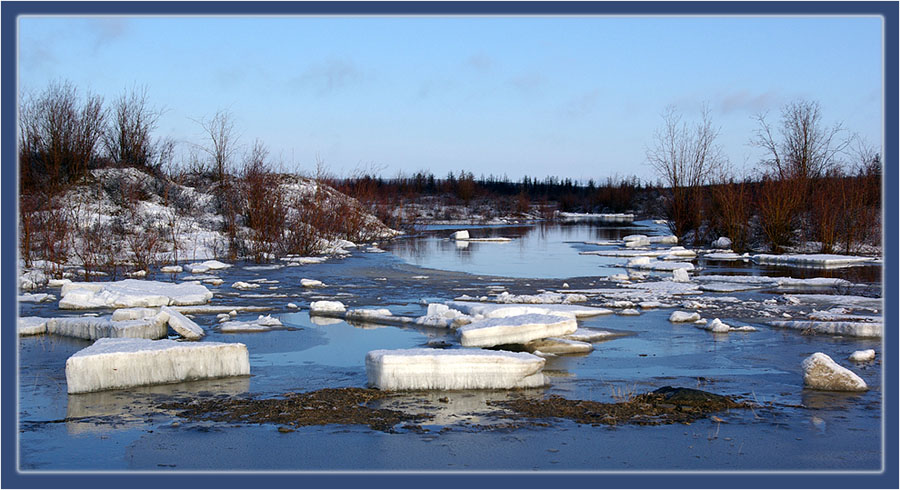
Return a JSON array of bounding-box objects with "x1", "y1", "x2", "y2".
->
[
  {"x1": 465, "y1": 53, "x2": 495, "y2": 73},
  {"x1": 718, "y1": 90, "x2": 781, "y2": 114},
  {"x1": 560, "y1": 89, "x2": 602, "y2": 119},
  {"x1": 86, "y1": 18, "x2": 130, "y2": 52},
  {"x1": 291, "y1": 58, "x2": 365, "y2": 95}
]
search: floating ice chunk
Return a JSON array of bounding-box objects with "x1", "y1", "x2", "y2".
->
[
  {"x1": 281, "y1": 256, "x2": 327, "y2": 265},
  {"x1": 160, "y1": 265, "x2": 183, "y2": 273},
  {"x1": 623, "y1": 235, "x2": 651, "y2": 248},
  {"x1": 700, "y1": 318, "x2": 731, "y2": 333},
  {"x1": 558, "y1": 212, "x2": 634, "y2": 223},
  {"x1": 287, "y1": 303, "x2": 299, "y2": 309},
  {"x1": 46, "y1": 315, "x2": 168, "y2": 340},
  {"x1": 672, "y1": 268, "x2": 690, "y2": 283},
  {"x1": 581, "y1": 249, "x2": 663, "y2": 258},
  {"x1": 712, "y1": 237, "x2": 732, "y2": 249},
  {"x1": 523, "y1": 337, "x2": 593, "y2": 354},
  {"x1": 802, "y1": 352, "x2": 867, "y2": 392},
  {"x1": 780, "y1": 294, "x2": 881, "y2": 310},
  {"x1": 366, "y1": 348, "x2": 546, "y2": 390},
  {"x1": 127, "y1": 270, "x2": 148, "y2": 278},
  {"x1": 300, "y1": 279, "x2": 325, "y2": 288},
  {"x1": 703, "y1": 251, "x2": 747, "y2": 261},
  {"x1": 619, "y1": 308, "x2": 641, "y2": 316},
  {"x1": 769, "y1": 320, "x2": 881, "y2": 338},
  {"x1": 220, "y1": 315, "x2": 284, "y2": 333},
  {"x1": 231, "y1": 281, "x2": 260, "y2": 290},
  {"x1": 658, "y1": 246, "x2": 697, "y2": 260},
  {"x1": 561, "y1": 328, "x2": 621, "y2": 342},
  {"x1": 111, "y1": 307, "x2": 160, "y2": 321},
  {"x1": 48, "y1": 278, "x2": 72, "y2": 288},
  {"x1": 203, "y1": 278, "x2": 224, "y2": 286},
  {"x1": 309, "y1": 300, "x2": 347, "y2": 316},
  {"x1": 184, "y1": 260, "x2": 232, "y2": 273},
  {"x1": 849, "y1": 349, "x2": 876, "y2": 362},
  {"x1": 669, "y1": 311, "x2": 701, "y2": 323},
  {"x1": 459, "y1": 314, "x2": 577, "y2": 348},
  {"x1": 450, "y1": 230, "x2": 470, "y2": 240},
  {"x1": 19, "y1": 293, "x2": 55, "y2": 303},
  {"x1": 65, "y1": 338, "x2": 250, "y2": 394},
  {"x1": 159, "y1": 306, "x2": 204, "y2": 340},
  {"x1": 752, "y1": 254, "x2": 874, "y2": 269},
  {"x1": 415, "y1": 304, "x2": 472, "y2": 328},
  {"x1": 466, "y1": 237, "x2": 513, "y2": 242},
  {"x1": 19, "y1": 316, "x2": 49, "y2": 336},
  {"x1": 446, "y1": 301, "x2": 612, "y2": 319},
  {"x1": 59, "y1": 280, "x2": 212, "y2": 309},
  {"x1": 172, "y1": 305, "x2": 272, "y2": 315},
  {"x1": 492, "y1": 291, "x2": 587, "y2": 304},
  {"x1": 609, "y1": 273, "x2": 630, "y2": 281},
  {"x1": 626, "y1": 257, "x2": 695, "y2": 271}
]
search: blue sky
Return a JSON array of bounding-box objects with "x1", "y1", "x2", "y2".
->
[{"x1": 17, "y1": 15, "x2": 883, "y2": 182}]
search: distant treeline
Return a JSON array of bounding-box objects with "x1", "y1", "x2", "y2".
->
[{"x1": 329, "y1": 171, "x2": 647, "y2": 214}]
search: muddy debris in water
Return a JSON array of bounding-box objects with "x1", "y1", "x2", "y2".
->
[
  {"x1": 492, "y1": 386, "x2": 751, "y2": 427},
  {"x1": 160, "y1": 387, "x2": 432, "y2": 432}
]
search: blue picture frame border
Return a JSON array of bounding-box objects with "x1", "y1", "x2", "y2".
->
[{"x1": 2, "y1": 1, "x2": 896, "y2": 488}]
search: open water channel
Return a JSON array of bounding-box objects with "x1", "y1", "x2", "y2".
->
[{"x1": 17, "y1": 221, "x2": 883, "y2": 473}]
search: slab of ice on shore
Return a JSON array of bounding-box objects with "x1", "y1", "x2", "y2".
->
[
  {"x1": 59, "y1": 280, "x2": 212, "y2": 309},
  {"x1": 558, "y1": 212, "x2": 634, "y2": 223},
  {"x1": 459, "y1": 314, "x2": 577, "y2": 347},
  {"x1": 769, "y1": 320, "x2": 881, "y2": 338},
  {"x1": 802, "y1": 352, "x2": 867, "y2": 391},
  {"x1": 46, "y1": 315, "x2": 168, "y2": 340},
  {"x1": 159, "y1": 306, "x2": 204, "y2": 340},
  {"x1": 160, "y1": 265, "x2": 183, "y2": 273},
  {"x1": 366, "y1": 348, "x2": 546, "y2": 390},
  {"x1": 19, "y1": 293, "x2": 55, "y2": 303},
  {"x1": 65, "y1": 338, "x2": 250, "y2": 394},
  {"x1": 446, "y1": 301, "x2": 612, "y2": 319},
  {"x1": 752, "y1": 253, "x2": 875, "y2": 269},
  {"x1": 19, "y1": 316, "x2": 49, "y2": 335},
  {"x1": 780, "y1": 294, "x2": 881, "y2": 310}
]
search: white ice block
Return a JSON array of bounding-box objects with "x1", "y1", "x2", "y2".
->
[
  {"x1": 669, "y1": 311, "x2": 701, "y2": 323},
  {"x1": 459, "y1": 314, "x2": 577, "y2": 348},
  {"x1": 219, "y1": 315, "x2": 284, "y2": 333},
  {"x1": 184, "y1": 260, "x2": 232, "y2": 273},
  {"x1": 450, "y1": 230, "x2": 470, "y2": 240},
  {"x1": 523, "y1": 337, "x2": 593, "y2": 354},
  {"x1": 446, "y1": 301, "x2": 612, "y2": 319},
  {"x1": 46, "y1": 315, "x2": 168, "y2": 340},
  {"x1": 111, "y1": 307, "x2": 160, "y2": 321},
  {"x1": 59, "y1": 279, "x2": 212, "y2": 309},
  {"x1": 802, "y1": 352, "x2": 867, "y2": 392},
  {"x1": 849, "y1": 349, "x2": 876, "y2": 362},
  {"x1": 309, "y1": 300, "x2": 347, "y2": 316},
  {"x1": 300, "y1": 279, "x2": 325, "y2": 287},
  {"x1": 65, "y1": 338, "x2": 250, "y2": 394},
  {"x1": 160, "y1": 306, "x2": 205, "y2": 340},
  {"x1": 19, "y1": 316, "x2": 49, "y2": 336},
  {"x1": 366, "y1": 348, "x2": 546, "y2": 390},
  {"x1": 769, "y1": 320, "x2": 881, "y2": 338},
  {"x1": 562, "y1": 328, "x2": 622, "y2": 343},
  {"x1": 752, "y1": 254, "x2": 874, "y2": 269}
]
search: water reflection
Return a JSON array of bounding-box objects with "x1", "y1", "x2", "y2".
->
[
  {"x1": 388, "y1": 222, "x2": 655, "y2": 279},
  {"x1": 65, "y1": 376, "x2": 250, "y2": 434}
]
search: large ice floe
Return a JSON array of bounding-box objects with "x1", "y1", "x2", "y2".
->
[
  {"x1": 65, "y1": 338, "x2": 250, "y2": 394},
  {"x1": 59, "y1": 280, "x2": 212, "y2": 309},
  {"x1": 445, "y1": 301, "x2": 612, "y2": 319},
  {"x1": 768, "y1": 320, "x2": 882, "y2": 338},
  {"x1": 44, "y1": 315, "x2": 169, "y2": 340},
  {"x1": 752, "y1": 254, "x2": 875, "y2": 269},
  {"x1": 458, "y1": 314, "x2": 577, "y2": 347},
  {"x1": 366, "y1": 348, "x2": 547, "y2": 390},
  {"x1": 801, "y1": 352, "x2": 868, "y2": 391},
  {"x1": 692, "y1": 275, "x2": 852, "y2": 293},
  {"x1": 18, "y1": 316, "x2": 50, "y2": 336},
  {"x1": 668, "y1": 311, "x2": 702, "y2": 323}
]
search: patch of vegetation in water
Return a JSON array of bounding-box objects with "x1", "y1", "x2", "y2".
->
[
  {"x1": 160, "y1": 387, "x2": 432, "y2": 432},
  {"x1": 492, "y1": 386, "x2": 750, "y2": 427}
]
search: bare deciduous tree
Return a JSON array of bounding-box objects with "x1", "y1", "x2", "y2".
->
[
  {"x1": 752, "y1": 100, "x2": 848, "y2": 182},
  {"x1": 646, "y1": 104, "x2": 724, "y2": 239},
  {"x1": 196, "y1": 109, "x2": 238, "y2": 182},
  {"x1": 105, "y1": 86, "x2": 172, "y2": 174}
]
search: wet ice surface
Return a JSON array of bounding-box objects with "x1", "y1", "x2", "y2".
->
[{"x1": 18, "y1": 223, "x2": 883, "y2": 471}]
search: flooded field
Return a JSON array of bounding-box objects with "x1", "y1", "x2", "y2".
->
[{"x1": 17, "y1": 221, "x2": 883, "y2": 471}]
